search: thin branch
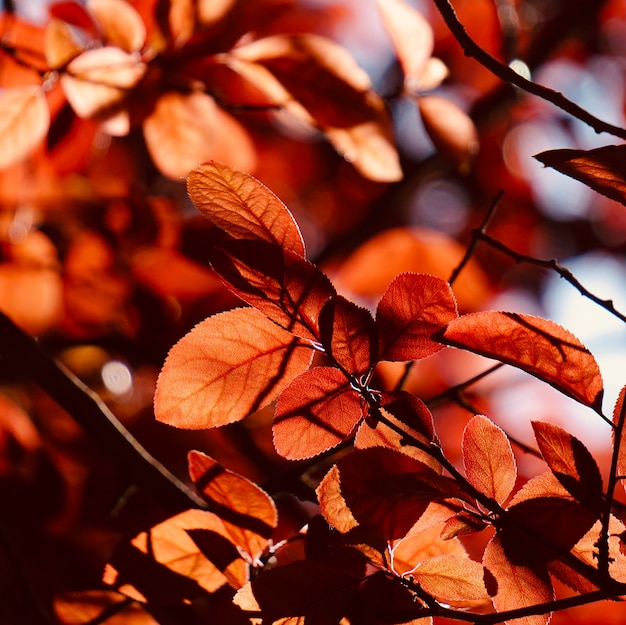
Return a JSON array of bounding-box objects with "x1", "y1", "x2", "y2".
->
[
  {"x1": 0, "y1": 311, "x2": 207, "y2": 513},
  {"x1": 431, "y1": 0, "x2": 626, "y2": 140}
]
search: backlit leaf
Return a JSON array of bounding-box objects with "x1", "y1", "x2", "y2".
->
[
  {"x1": 188, "y1": 450, "x2": 277, "y2": 557},
  {"x1": 104, "y1": 509, "x2": 248, "y2": 604},
  {"x1": 234, "y1": 560, "x2": 358, "y2": 623},
  {"x1": 61, "y1": 46, "x2": 146, "y2": 119},
  {"x1": 317, "y1": 447, "x2": 463, "y2": 539},
  {"x1": 225, "y1": 34, "x2": 402, "y2": 182},
  {"x1": 208, "y1": 241, "x2": 336, "y2": 342},
  {"x1": 532, "y1": 420, "x2": 603, "y2": 510},
  {"x1": 187, "y1": 160, "x2": 305, "y2": 256},
  {"x1": 412, "y1": 555, "x2": 489, "y2": 606},
  {"x1": 44, "y1": 18, "x2": 85, "y2": 69},
  {"x1": 0, "y1": 86, "x2": 49, "y2": 170},
  {"x1": 376, "y1": 0, "x2": 434, "y2": 89},
  {"x1": 462, "y1": 415, "x2": 516, "y2": 504},
  {"x1": 318, "y1": 295, "x2": 377, "y2": 376},
  {"x1": 54, "y1": 590, "x2": 157, "y2": 625},
  {"x1": 535, "y1": 145, "x2": 626, "y2": 207},
  {"x1": 273, "y1": 366, "x2": 365, "y2": 460},
  {"x1": 439, "y1": 311, "x2": 604, "y2": 411},
  {"x1": 88, "y1": 0, "x2": 146, "y2": 52},
  {"x1": 612, "y1": 385, "x2": 626, "y2": 497},
  {"x1": 144, "y1": 93, "x2": 257, "y2": 180},
  {"x1": 376, "y1": 272, "x2": 458, "y2": 362},
  {"x1": 154, "y1": 307, "x2": 313, "y2": 429},
  {"x1": 418, "y1": 95, "x2": 479, "y2": 174},
  {"x1": 483, "y1": 535, "x2": 554, "y2": 625}
]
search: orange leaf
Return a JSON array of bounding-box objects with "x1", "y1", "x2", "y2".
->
[
  {"x1": 226, "y1": 34, "x2": 402, "y2": 182},
  {"x1": 318, "y1": 295, "x2": 377, "y2": 376},
  {"x1": 61, "y1": 46, "x2": 146, "y2": 119},
  {"x1": 44, "y1": 18, "x2": 85, "y2": 69},
  {"x1": 376, "y1": 272, "x2": 458, "y2": 362},
  {"x1": 187, "y1": 160, "x2": 305, "y2": 256},
  {"x1": 462, "y1": 415, "x2": 516, "y2": 504},
  {"x1": 89, "y1": 0, "x2": 146, "y2": 52},
  {"x1": 614, "y1": 386, "x2": 626, "y2": 497},
  {"x1": 273, "y1": 366, "x2": 365, "y2": 460},
  {"x1": 532, "y1": 420, "x2": 603, "y2": 510},
  {"x1": 209, "y1": 241, "x2": 336, "y2": 342},
  {"x1": 535, "y1": 145, "x2": 626, "y2": 207},
  {"x1": 418, "y1": 95, "x2": 479, "y2": 174},
  {"x1": 104, "y1": 509, "x2": 248, "y2": 603},
  {"x1": 54, "y1": 590, "x2": 157, "y2": 625},
  {"x1": 154, "y1": 307, "x2": 313, "y2": 429},
  {"x1": 144, "y1": 93, "x2": 257, "y2": 180},
  {"x1": 188, "y1": 450, "x2": 277, "y2": 557},
  {"x1": 0, "y1": 86, "x2": 49, "y2": 170},
  {"x1": 439, "y1": 311, "x2": 604, "y2": 411},
  {"x1": 412, "y1": 555, "x2": 489, "y2": 606},
  {"x1": 483, "y1": 535, "x2": 554, "y2": 625},
  {"x1": 376, "y1": 0, "x2": 434, "y2": 88}
]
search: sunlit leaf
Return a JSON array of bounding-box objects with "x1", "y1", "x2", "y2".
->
[
  {"x1": 418, "y1": 95, "x2": 479, "y2": 174},
  {"x1": 144, "y1": 93, "x2": 257, "y2": 180},
  {"x1": 412, "y1": 555, "x2": 489, "y2": 606},
  {"x1": 613, "y1": 385, "x2": 626, "y2": 497},
  {"x1": 88, "y1": 0, "x2": 146, "y2": 52},
  {"x1": 154, "y1": 307, "x2": 313, "y2": 429},
  {"x1": 104, "y1": 509, "x2": 248, "y2": 603},
  {"x1": 187, "y1": 160, "x2": 305, "y2": 256},
  {"x1": 273, "y1": 366, "x2": 365, "y2": 460},
  {"x1": 483, "y1": 535, "x2": 554, "y2": 625},
  {"x1": 208, "y1": 241, "x2": 335, "y2": 342},
  {"x1": 234, "y1": 560, "x2": 359, "y2": 623},
  {"x1": 318, "y1": 295, "x2": 377, "y2": 376},
  {"x1": 439, "y1": 311, "x2": 604, "y2": 411},
  {"x1": 0, "y1": 86, "x2": 49, "y2": 170},
  {"x1": 462, "y1": 415, "x2": 516, "y2": 504},
  {"x1": 44, "y1": 18, "x2": 85, "y2": 69},
  {"x1": 54, "y1": 590, "x2": 157, "y2": 625},
  {"x1": 61, "y1": 46, "x2": 147, "y2": 119},
  {"x1": 317, "y1": 447, "x2": 463, "y2": 539},
  {"x1": 535, "y1": 145, "x2": 626, "y2": 207},
  {"x1": 376, "y1": 272, "x2": 458, "y2": 362},
  {"x1": 188, "y1": 450, "x2": 277, "y2": 557},
  {"x1": 532, "y1": 420, "x2": 603, "y2": 510},
  {"x1": 376, "y1": 0, "x2": 434, "y2": 88},
  {"x1": 225, "y1": 34, "x2": 402, "y2": 181}
]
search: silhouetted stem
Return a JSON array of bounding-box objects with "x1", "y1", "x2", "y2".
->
[
  {"x1": 431, "y1": 0, "x2": 626, "y2": 140},
  {"x1": 0, "y1": 311, "x2": 206, "y2": 513}
]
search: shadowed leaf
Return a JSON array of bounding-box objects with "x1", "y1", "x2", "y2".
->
[
  {"x1": 187, "y1": 160, "x2": 305, "y2": 255},
  {"x1": 54, "y1": 590, "x2": 157, "y2": 624},
  {"x1": 535, "y1": 145, "x2": 626, "y2": 207},
  {"x1": 438, "y1": 311, "x2": 604, "y2": 411},
  {"x1": 154, "y1": 307, "x2": 313, "y2": 429},
  {"x1": 483, "y1": 535, "x2": 554, "y2": 625},
  {"x1": 463, "y1": 415, "x2": 516, "y2": 504},
  {"x1": 532, "y1": 420, "x2": 603, "y2": 510},
  {"x1": 273, "y1": 366, "x2": 365, "y2": 459},
  {"x1": 376, "y1": 272, "x2": 458, "y2": 362},
  {"x1": 0, "y1": 86, "x2": 49, "y2": 170},
  {"x1": 612, "y1": 386, "x2": 626, "y2": 497},
  {"x1": 188, "y1": 450, "x2": 277, "y2": 556}
]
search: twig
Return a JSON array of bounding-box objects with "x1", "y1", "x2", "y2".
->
[
  {"x1": 431, "y1": 0, "x2": 626, "y2": 140},
  {"x1": 0, "y1": 311, "x2": 206, "y2": 513}
]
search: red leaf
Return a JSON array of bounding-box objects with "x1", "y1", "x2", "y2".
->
[
  {"x1": 376, "y1": 273, "x2": 458, "y2": 362},
  {"x1": 317, "y1": 447, "x2": 463, "y2": 540},
  {"x1": 187, "y1": 160, "x2": 305, "y2": 256},
  {"x1": 613, "y1": 386, "x2": 626, "y2": 498},
  {"x1": 318, "y1": 295, "x2": 377, "y2": 376},
  {"x1": 273, "y1": 366, "x2": 365, "y2": 460},
  {"x1": 188, "y1": 450, "x2": 277, "y2": 557},
  {"x1": 234, "y1": 560, "x2": 359, "y2": 623},
  {"x1": 209, "y1": 240, "x2": 336, "y2": 342},
  {"x1": 0, "y1": 86, "x2": 50, "y2": 170},
  {"x1": 378, "y1": 390, "x2": 435, "y2": 442},
  {"x1": 483, "y1": 535, "x2": 554, "y2": 625},
  {"x1": 154, "y1": 307, "x2": 313, "y2": 429},
  {"x1": 54, "y1": 590, "x2": 157, "y2": 625},
  {"x1": 535, "y1": 145, "x2": 626, "y2": 207},
  {"x1": 462, "y1": 415, "x2": 516, "y2": 504},
  {"x1": 439, "y1": 311, "x2": 604, "y2": 411},
  {"x1": 532, "y1": 420, "x2": 603, "y2": 510}
]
